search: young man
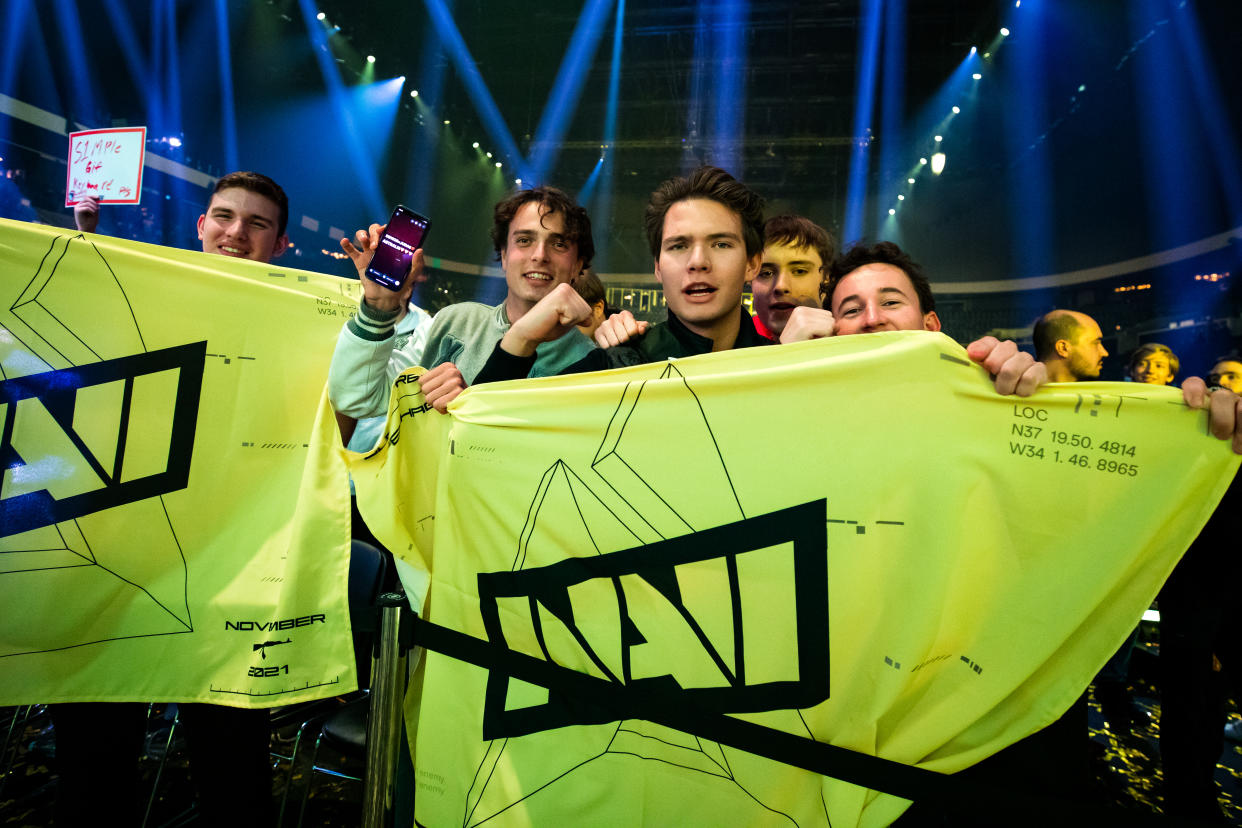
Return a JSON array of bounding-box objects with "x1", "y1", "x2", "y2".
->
[
  {"x1": 1127, "y1": 342, "x2": 1178, "y2": 386},
  {"x1": 328, "y1": 186, "x2": 596, "y2": 416},
  {"x1": 1033, "y1": 309, "x2": 1109, "y2": 382},
  {"x1": 751, "y1": 214, "x2": 834, "y2": 340},
  {"x1": 781, "y1": 241, "x2": 1046, "y2": 395},
  {"x1": 57, "y1": 171, "x2": 291, "y2": 827},
  {"x1": 1209, "y1": 357, "x2": 1242, "y2": 393},
  {"x1": 572, "y1": 268, "x2": 610, "y2": 340},
  {"x1": 474, "y1": 165, "x2": 772, "y2": 383}
]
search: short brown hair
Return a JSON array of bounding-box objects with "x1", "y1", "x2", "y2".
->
[
  {"x1": 491, "y1": 186, "x2": 594, "y2": 269},
  {"x1": 643, "y1": 166, "x2": 765, "y2": 259},
  {"x1": 572, "y1": 268, "x2": 605, "y2": 307},
  {"x1": 764, "y1": 215, "x2": 835, "y2": 271},
  {"x1": 209, "y1": 171, "x2": 288, "y2": 236},
  {"x1": 1033, "y1": 310, "x2": 1086, "y2": 361},
  {"x1": 827, "y1": 241, "x2": 935, "y2": 314}
]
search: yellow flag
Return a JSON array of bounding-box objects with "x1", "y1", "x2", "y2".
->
[
  {"x1": 346, "y1": 330, "x2": 1238, "y2": 827},
  {"x1": 0, "y1": 218, "x2": 356, "y2": 707}
]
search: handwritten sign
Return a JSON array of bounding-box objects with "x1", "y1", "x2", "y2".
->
[{"x1": 65, "y1": 127, "x2": 146, "y2": 206}]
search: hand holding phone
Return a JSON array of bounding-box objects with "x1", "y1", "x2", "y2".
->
[{"x1": 364, "y1": 205, "x2": 430, "y2": 291}]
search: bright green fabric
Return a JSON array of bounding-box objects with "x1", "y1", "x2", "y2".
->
[
  {"x1": 348, "y1": 329, "x2": 1238, "y2": 827},
  {"x1": 0, "y1": 218, "x2": 354, "y2": 707}
]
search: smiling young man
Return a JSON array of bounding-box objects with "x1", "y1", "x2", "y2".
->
[
  {"x1": 751, "y1": 215, "x2": 834, "y2": 340},
  {"x1": 780, "y1": 241, "x2": 1046, "y2": 395},
  {"x1": 196, "y1": 172, "x2": 290, "y2": 261},
  {"x1": 1127, "y1": 342, "x2": 1178, "y2": 386},
  {"x1": 55, "y1": 170, "x2": 290, "y2": 827},
  {"x1": 473, "y1": 166, "x2": 772, "y2": 383},
  {"x1": 328, "y1": 186, "x2": 597, "y2": 419}
]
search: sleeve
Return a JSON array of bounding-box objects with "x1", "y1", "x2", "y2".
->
[
  {"x1": 327, "y1": 300, "x2": 430, "y2": 419},
  {"x1": 472, "y1": 341, "x2": 539, "y2": 385}
]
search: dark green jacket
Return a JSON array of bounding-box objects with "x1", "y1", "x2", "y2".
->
[{"x1": 474, "y1": 306, "x2": 774, "y2": 384}]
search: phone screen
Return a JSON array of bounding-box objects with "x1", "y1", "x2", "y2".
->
[{"x1": 366, "y1": 206, "x2": 430, "y2": 291}]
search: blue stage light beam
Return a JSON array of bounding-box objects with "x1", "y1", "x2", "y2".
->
[
  {"x1": 406, "y1": 0, "x2": 454, "y2": 211},
  {"x1": 591, "y1": 0, "x2": 625, "y2": 269},
  {"x1": 681, "y1": 1, "x2": 710, "y2": 172},
  {"x1": 162, "y1": 0, "x2": 183, "y2": 148},
  {"x1": 1, "y1": 0, "x2": 33, "y2": 102},
  {"x1": 51, "y1": 0, "x2": 98, "y2": 125},
  {"x1": 1003, "y1": 0, "x2": 1052, "y2": 287},
  {"x1": 709, "y1": 0, "x2": 747, "y2": 175},
  {"x1": 876, "y1": 0, "x2": 905, "y2": 230},
  {"x1": 1166, "y1": 1, "x2": 1242, "y2": 228},
  {"x1": 214, "y1": 0, "x2": 239, "y2": 172},
  {"x1": 528, "y1": 0, "x2": 615, "y2": 183},
  {"x1": 297, "y1": 0, "x2": 386, "y2": 219},
  {"x1": 578, "y1": 155, "x2": 605, "y2": 205},
  {"x1": 1131, "y1": 0, "x2": 1208, "y2": 250},
  {"x1": 100, "y1": 0, "x2": 159, "y2": 133},
  {"x1": 351, "y1": 77, "x2": 405, "y2": 162},
  {"x1": 843, "y1": 0, "x2": 883, "y2": 243},
  {"x1": 422, "y1": 0, "x2": 528, "y2": 181}
]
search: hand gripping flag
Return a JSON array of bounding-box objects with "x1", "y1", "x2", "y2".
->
[{"x1": 343, "y1": 330, "x2": 1238, "y2": 827}]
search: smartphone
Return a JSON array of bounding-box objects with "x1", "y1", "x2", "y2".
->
[{"x1": 365, "y1": 205, "x2": 431, "y2": 291}]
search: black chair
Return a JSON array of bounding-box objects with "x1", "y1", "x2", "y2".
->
[{"x1": 278, "y1": 541, "x2": 415, "y2": 828}]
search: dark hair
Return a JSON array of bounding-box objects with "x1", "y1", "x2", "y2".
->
[
  {"x1": 763, "y1": 215, "x2": 835, "y2": 271},
  {"x1": 826, "y1": 241, "x2": 935, "y2": 314},
  {"x1": 1208, "y1": 355, "x2": 1242, "y2": 388},
  {"x1": 643, "y1": 166, "x2": 765, "y2": 259},
  {"x1": 209, "y1": 171, "x2": 289, "y2": 236},
  {"x1": 1128, "y1": 342, "x2": 1179, "y2": 381},
  {"x1": 1032, "y1": 310, "x2": 1090, "y2": 362},
  {"x1": 572, "y1": 268, "x2": 605, "y2": 307},
  {"x1": 490, "y1": 186, "x2": 594, "y2": 270}
]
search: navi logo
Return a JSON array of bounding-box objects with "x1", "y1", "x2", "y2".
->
[
  {"x1": 0, "y1": 341, "x2": 206, "y2": 536},
  {"x1": 477, "y1": 499, "x2": 830, "y2": 739}
]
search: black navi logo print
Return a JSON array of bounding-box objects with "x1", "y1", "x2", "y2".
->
[
  {"x1": 0, "y1": 341, "x2": 206, "y2": 536},
  {"x1": 478, "y1": 499, "x2": 830, "y2": 740}
]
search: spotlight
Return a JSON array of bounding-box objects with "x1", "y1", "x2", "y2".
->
[
  {"x1": 486, "y1": 151, "x2": 492, "y2": 158},
  {"x1": 367, "y1": 55, "x2": 376, "y2": 63},
  {"x1": 952, "y1": 106, "x2": 960, "y2": 114},
  {"x1": 472, "y1": 142, "x2": 479, "y2": 148},
  {"x1": 970, "y1": 46, "x2": 977, "y2": 54},
  {"x1": 907, "y1": 177, "x2": 915, "y2": 184},
  {"x1": 443, "y1": 119, "x2": 450, "y2": 125},
  {"x1": 1078, "y1": 84, "x2": 1086, "y2": 92},
  {"x1": 972, "y1": 73, "x2": 982, "y2": 80},
  {"x1": 888, "y1": 208, "x2": 896, "y2": 216},
  {"x1": 168, "y1": 136, "x2": 182, "y2": 148},
  {"x1": 934, "y1": 135, "x2": 943, "y2": 142},
  {"x1": 931, "y1": 152, "x2": 947, "y2": 175},
  {"x1": 1000, "y1": 27, "x2": 1010, "y2": 36},
  {"x1": 316, "y1": 11, "x2": 325, "y2": 20},
  {"x1": 897, "y1": 194, "x2": 905, "y2": 201},
  {"x1": 398, "y1": 75, "x2": 406, "y2": 82},
  {"x1": 515, "y1": 178, "x2": 522, "y2": 185},
  {"x1": 919, "y1": 157, "x2": 927, "y2": 165},
  {"x1": 494, "y1": 161, "x2": 502, "y2": 168},
  {"x1": 410, "y1": 90, "x2": 418, "y2": 98}
]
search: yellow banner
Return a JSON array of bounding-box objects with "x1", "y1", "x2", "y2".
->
[
  {"x1": 0, "y1": 218, "x2": 356, "y2": 707},
  {"x1": 346, "y1": 330, "x2": 1239, "y2": 827}
]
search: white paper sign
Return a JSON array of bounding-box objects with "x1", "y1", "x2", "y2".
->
[{"x1": 65, "y1": 127, "x2": 147, "y2": 206}]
